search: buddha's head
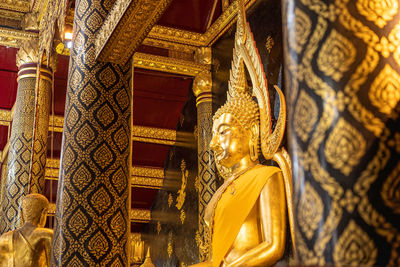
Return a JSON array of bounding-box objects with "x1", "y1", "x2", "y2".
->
[
  {"x1": 21, "y1": 193, "x2": 49, "y2": 227},
  {"x1": 210, "y1": 91, "x2": 260, "y2": 176}
]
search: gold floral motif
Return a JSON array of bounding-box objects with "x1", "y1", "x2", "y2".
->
[
  {"x1": 265, "y1": 36, "x2": 274, "y2": 53},
  {"x1": 167, "y1": 232, "x2": 173, "y2": 258},
  {"x1": 168, "y1": 193, "x2": 173, "y2": 208},
  {"x1": 325, "y1": 118, "x2": 366, "y2": 176},
  {"x1": 317, "y1": 29, "x2": 356, "y2": 82},
  {"x1": 180, "y1": 209, "x2": 186, "y2": 224},
  {"x1": 381, "y1": 163, "x2": 400, "y2": 214},
  {"x1": 356, "y1": 0, "x2": 398, "y2": 28},
  {"x1": 339, "y1": 190, "x2": 360, "y2": 213},
  {"x1": 294, "y1": 90, "x2": 319, "y2": 142},
  {"x1": 297, "y1": 181, "x2": 323, "y2": 240},
  {"x1": 288, "y1": 8, "x2": 311, "y2": 53},
  {"x1": 369, "y1": 64, "x2": 400, "y2": 115},
  {"x1": 157, "y1": 221, "x2": 161, "y2": 235},
  {"x1": 333, "y1": 220, "x2": 378, "y2": 266},
  {"x1": 176, "y1": 160, "x2": 188, "y2": 210}
]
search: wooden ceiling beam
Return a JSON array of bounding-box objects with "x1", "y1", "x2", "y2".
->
[
  {"x1": 0, "y1": 109, "x2": 177, "y2": 145},
  {"x1": 45, "y1": 158, "x2": 165, "y2": 190},
  {"x1": 0, "y1": 26, "x2": 38, "y2": 48},
  {"x1": 95, "y1": 0, "x2": 173, "y2": 64}
]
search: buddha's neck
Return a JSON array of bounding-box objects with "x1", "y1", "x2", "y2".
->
[{"x1": 230, "y1": 156, "x2": 259, "y2": 177}]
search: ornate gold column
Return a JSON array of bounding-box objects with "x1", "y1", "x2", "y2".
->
[
  {"x1": 193, "y1": 47, "x2": 217, "y2": 261},
  {"x1": 282, "y1": 1, "x2": 400, "y2": 266},
  {"x1": 51, "y1": 0, "x2": 132, "y2": 265},
  {"x1": 0, "y1": 40, "x2": 39, "y2": 233}
]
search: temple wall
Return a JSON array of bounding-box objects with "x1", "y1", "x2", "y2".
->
[{"x1": 143, "y1": 90, "x2": 199, "y2": 266}]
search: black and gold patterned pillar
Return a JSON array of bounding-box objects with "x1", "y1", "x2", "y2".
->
[
  {"x1": 29, "y1": 54, "x2": 53, "y2": 194},
  {"x1": 193, "y1": 48, "x2": 217, "y2": 261},
  {"x1": 282, "y1": 0, "x2": 400, "y2": 266},
  {"x1": 51, "y1": 0, "x2": 132, "y2": 265},
  {"x1": 0, "y1": 40, "x2": 40, "y2": 233}
]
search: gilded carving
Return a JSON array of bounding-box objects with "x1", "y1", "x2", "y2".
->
[
  {"x1": 157, "y1": 221, "x2": 161, "y2": 235},
  {"x1": 297, "y1": 182, "x2": 323, "y2": 240},
  {"x1": 167, "y1": 236, "x2": 173, "y2": 258},
  {"x1": 176, "y1": 160, "x2": 188, "y2": 210},
  {"x1": 333, "y1": 220, "x2": 378, "y2": 266},
  {"x1": 96, "y1": 0, "x2": 173, "y2": 64},
  {"x1": 130, "y1": 209, "x2": 151, "y2": 223},
  {"x1": 0, "y1": 0, "x2": 29, "y2": 12},
  {"x1": 146, "y1": 0, "x2": 257, "y2": 47},
  {"x1": 16, "y1": 40, "x2": 39, "y2": 67},
  {"x1": 0, "y1": 27, "x2": 36, "y2": 49},
  {"x1": 265, "y1": 36, "x2": 274, "y2": 53},
  {"x1": 168, "y1": 193, "x2": 173, "y2": 208},
  {"x1": 317, "y1": 29, "x2": 356, "y2": 82},
  {"x1": 356, "y1": 0, "x2": 398, "y2": 28},
  {"x1": 369, "y1": 64, "x2": 400, "y2": 115},
  {"x1": 133, "y1": 52, "x2": 209, "y2": 77},
  {"x1": 325, "y1": 118, "x2": 366, "y2": 176},
  {"x1": 294, "y1": 90, "x2": 319, "y2": 142},
  {"x1": 21, "y1": 12, "x2": 39, "y2": 31},
  {"x1": 180, "y1": 209, "x2": 186, "y2": 224}
]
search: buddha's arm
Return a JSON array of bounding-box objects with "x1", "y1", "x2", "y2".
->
[{"x1": 225, "y1": 172, "x2": 286, "y2": 267}]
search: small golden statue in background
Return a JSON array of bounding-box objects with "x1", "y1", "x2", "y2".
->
[
  {"x1": 0, "y1": 194, "x2": 53, "y2": 267},
  {"x1": 192, "y1": 0, "x2": 295, "y2": 266}
]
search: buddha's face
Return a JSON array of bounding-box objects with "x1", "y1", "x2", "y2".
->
[{"x1": 210, "y1": 113, "x2": 252, "y2": 170}]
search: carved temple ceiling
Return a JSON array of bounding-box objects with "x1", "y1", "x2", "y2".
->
[{"x1": 0, "y1": 0, "x2": 257, "y2": 232}]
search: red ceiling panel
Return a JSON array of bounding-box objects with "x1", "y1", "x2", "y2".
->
[
  {"x1": 133, "y1": 69, "x2": 192, "y2": 129},
  {"x1": 131, "y1": 187, "x2": 159, "y2": 210},
  {"x1": 0, "y1": 70, "x2": 17, "y2": 110},
  {"x1": 159, "y1": 0, "x2": 222, "y2": 33},
  {"x1": 53, "y1": 55, "x2": 69, "y2": 115},
  {"x1": 132, "y1": 142, "x2": 170, "y2": 168},
  {"x1": 0, "y1": 125, "x2": 9, "y2": 150},
  {"x1": 0, "y1": 46, "x2": 18, "y2": 72}
]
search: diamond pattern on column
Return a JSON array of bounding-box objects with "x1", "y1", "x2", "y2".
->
[
  {"x1": 90, "y1": 141, "x2": 116, "y2": 171},
  {"x1": 113, "y1": 88, "x2": 129, "y2": 112},
  {"x1": 85, "y1": 228, "x2": 112, "y2": 262},
  {"x1": 66, "y1": 104, "x2": 82, "y2": 132},
  {"x1": 94, "y1": 101, "x2": 117, "y2": 130},
  {"x1": 71, "y1": 162, "x2": 95, "y2": 194},
  {"x1": 85, "y1": 9, "x2": 104, "y2": 34},
  {"x1": 66, "y1": 206, "x2": 91, "y2": 239},
  {"x1": 78, "y1": 81, "x2": 100, "y2": 110},
  {"x1": 110, "y1": 166, "x2": 127, "y2": 196},
  {"x1": 111, "y1": 126, "x2": 129, "y2": 153},
  {"x1": 88, "y1": 184, "x2": 114, "y2": 216},
  {"x1": 74, "y1": 121, "x2": 98, "y2": 150},
  {"x1": 64, "y1": 252, "x2": 89, "y2": 266},
  {"x1": 107, "y1": 208, "x2": 127, "y2": 241},
  {"x1": 97, "y1": 64, "x2": 120, "y2": 89}
]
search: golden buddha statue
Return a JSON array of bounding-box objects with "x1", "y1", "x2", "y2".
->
[
  {"x1": 0, "y1": 194, "x2": 53, "y2": 267},
  {"x1": 192, "y1": 1, "x2": 295, "y2": 266}
]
